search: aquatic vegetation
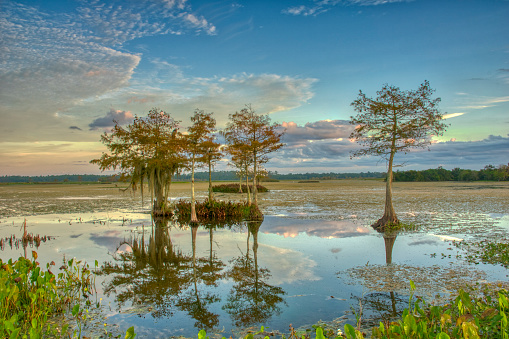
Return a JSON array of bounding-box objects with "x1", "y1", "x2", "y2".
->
[
  {"x1": 369, "y1": 285, "x2": 509, "y2": 339},
  {"x1": 174, "y1": 198, "x2": 263, "y2": 222},
  {"x1": 455, "y1": 238, "x2": 509, "y2": 268}
]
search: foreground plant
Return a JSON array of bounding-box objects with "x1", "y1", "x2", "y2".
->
[
  {"x1": 0, "y1": 251, "x2": 96, "y2": 338},
  {"x1": 198, "y1": 282, "x2": 508, "y2": 339}
]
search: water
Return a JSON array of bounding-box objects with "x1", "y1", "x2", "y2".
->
[{"x1": 1, "y1": 180, "x2": 508, "y2": 337}]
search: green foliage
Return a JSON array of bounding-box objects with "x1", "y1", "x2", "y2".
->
[
  {"x1": 125, "y1": 326, "x2": 137, "y2": 339},
  {"x1": 382, "y1": 222, "x2": 419, "y2": 233},
  {"x1": 0, "y1": 252, "x2": 96, "y2": 338},
  {"x1": 212, "y1": 183, "x2": 269, "y2": 193},
  {"x1": 370, "y1": 287, "x2": 509, "y2": 339},
  {"x1": 174, "y1": 199, "x2": 263, "y2": 223},
  {"x1": 91, "y1": 108, "x2": 186, "y2": 214}
]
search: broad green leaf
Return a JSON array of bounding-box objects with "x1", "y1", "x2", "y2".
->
[{"x1": 125, "y1": 326, "x2": 137, "y2": 339}]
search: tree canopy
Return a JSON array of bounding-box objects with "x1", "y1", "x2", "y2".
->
[
  {"x1": 221, "y1": 105, "x2": 285, "y2": 207},
  {"x1": 186, "y1": 109, "x2": 217, "y2": 222},
  {"x1": 350, "y1": 81, "x2": 448, "y2": 229},
  {"x1": 90, "y1": 108, "x2": 185, "y2": 214}
]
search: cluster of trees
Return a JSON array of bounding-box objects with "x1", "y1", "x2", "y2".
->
[
  {"x1": 220, "y1": 105, "x2": 284, "y2": 206},
  {"x1": 393, "y1": 164, "x2": 509, "y2": 182},
  {"x1": 91, "y1": 106, "x2": 284, "y2": 218}
]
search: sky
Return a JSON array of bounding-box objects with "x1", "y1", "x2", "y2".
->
[{"x1": 1, "y1": 0, "x2": 508, "y2": 176}]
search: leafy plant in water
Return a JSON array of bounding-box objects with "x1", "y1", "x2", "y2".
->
[{"x1": 371, "y1": 284, "x2": 508, "y2": 338}]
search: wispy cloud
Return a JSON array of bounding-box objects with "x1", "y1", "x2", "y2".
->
[
  {"x1": 76, "y1": 0, "x2": 216, "y2": 45},
  {"x1": 0, "y1": 0, "x2": 217, "y2": 142},
  {"x1": 455, "y1": 95, "x2": 509, "y2": 110},
  {"x1": 442, "y1": 113, "x2": 465, "y2": 119},
  {"x1": 283, "y1": 0, "x2": 411, "y2": 16},
  {"x1": 76, "y1": 71, "x2": 318, "y2": 129}
]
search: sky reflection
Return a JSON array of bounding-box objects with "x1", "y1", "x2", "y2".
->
[{"x1": 260, "y1": 216, "x2": 372, "y2": 238}]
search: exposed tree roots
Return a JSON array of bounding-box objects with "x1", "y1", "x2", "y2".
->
[{"x1": 372, "y1": 214, "x2": 400, "y2": 232}]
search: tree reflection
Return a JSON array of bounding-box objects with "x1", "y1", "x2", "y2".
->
[
  {"x1": 222, "y1": 220, "x2": 286, "y2": 327},
  {"x1": 97, "y1": 217, "x2": 224, "y2": 328},
  {"x1": 176, "y1": 224, "x2": 224, "y2": 329},
  {"x1": 352, "y1": 229, "x2": 406, "y2": 326}
]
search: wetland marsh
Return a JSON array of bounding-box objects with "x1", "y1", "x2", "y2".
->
[{"x1": 1, "y1": 180, "x2": 508, "y2": 338}]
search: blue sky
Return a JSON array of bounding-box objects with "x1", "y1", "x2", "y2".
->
[{"x1": 1, "y1": 0, "x2": 508, "y2": 176}]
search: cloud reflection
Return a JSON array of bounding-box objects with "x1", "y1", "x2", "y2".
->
[{"x1": 261, "y1": 216, "x2": 371, "y2": 239}]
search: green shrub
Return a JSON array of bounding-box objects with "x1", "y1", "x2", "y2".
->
[
  {"x1": 173, "y1": 199, "x2": 263, "y2": 223},
  {"x1": 212, "y1": 183, "x2": 268, "y2": 193}
]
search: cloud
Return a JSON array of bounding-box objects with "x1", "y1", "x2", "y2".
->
[
  {"x1": 0, "y1": 0, "x2": 217, "y2": 142},
  {"x1": 283, "y1": 0, "x2": 411, "y2": 16},
  {"x1": 453, "y1": 94, "x2": 509, "y2": 110},
  {"x1": 69, "y1": 126, "x2": 83, "y2": 131},
  {"x1": 267, "y1": 123, "x2": 509, "y2": 173},
  {"x1": 442, "y1": 113, "x2": 464, "y2": 119},
  {"x1": 76, "y1": 0, "x2": 217, "y2": 44},
  {"x1": 282, "y1": 120, "x2": 353, "y2": 142},
  {"x1": 89, "y1": 109, "x2": 135, "y2": 129},
  {"x1": 72, "y1": 71, "x2": 318, "y2": 129}
]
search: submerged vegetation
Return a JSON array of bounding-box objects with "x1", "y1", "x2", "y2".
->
[{"x1": 455, "y1": 239, "x2": 509, "y2": 269}]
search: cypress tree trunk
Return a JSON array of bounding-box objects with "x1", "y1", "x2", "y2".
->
[
  {"x1": 153, "y1": 168, "x2": 165, "y2": 215},
  {"x1": 208, "y1": 159, "x2": 213, "y2": 201},
  {"x1": 373, "y1": 149, "x2": 399, "y2": 229},
  {"x1": 190, "y1": 154, "x2": 198, "y2": 223},
  {"x1": 245, "y1": 164, "x2": 251, "y2": 206},
  {"x1": 253, "y1": 151, "x2": 258, "y2": 206}
]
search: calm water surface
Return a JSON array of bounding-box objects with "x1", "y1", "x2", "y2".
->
[{"x1": 1, "y1": 181, "x2": 508, "y2": 338}]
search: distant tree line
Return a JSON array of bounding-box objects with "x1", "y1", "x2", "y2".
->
[
  {"x1": 0, "y1": 174, "x2": 120, "y2": 184},
  {"x1": 1, "y1": 171, "x2": 385, "y2": 184},
  {"x1": 265, "y1": 171, "x2": 384, "y2": 180},
  {"x1": 393, "y1": 164, "x2": 509, "y2": 182},
  {"x1": 177, "y1": 170, "x2": 385, "y2": 181},
  {"x1": 4, "y1": 165, "x2": 507, "y2": 184}
]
